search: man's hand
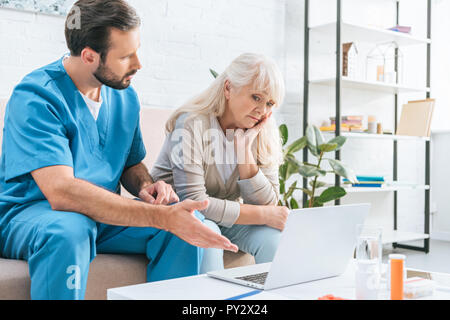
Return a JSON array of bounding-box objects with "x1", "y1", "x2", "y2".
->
[
  {"x1": 139, "y1": 180, "x2": 179, "y2": 205},
  {"x1": 166, "y1": 199, "x2": 239, "y2": 252}
]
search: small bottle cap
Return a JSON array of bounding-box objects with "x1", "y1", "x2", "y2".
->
[{"x1": 389, "y1": 254, "x2": 406, "y2": 260}]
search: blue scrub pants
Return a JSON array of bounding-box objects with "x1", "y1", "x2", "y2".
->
[
  {"x1": 0, "y1": 200, "x2": 204, "y2": 300},
  {"x1": 199, "y1": 219, "x2": 281, "y2": 273}
]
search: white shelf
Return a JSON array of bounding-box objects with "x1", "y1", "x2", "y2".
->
[
  {"x1": 343, "y1": 184, "x2": 430, "y2": 193},
  {"x1": 323, "y1": 131, "x2": 430, "y2": 142},
  {"x1": 382, "y1": 230, "x2": 430, "y2": 244},
  {"x1": 315, "y1": 184, "x2": 429, "y2": 194},
  {"x1": 310, "y1": 21, "x2": 431, "y2": 46},
  {"x1": 310, "y1": 77, "x2": 430, "y2": 94}
]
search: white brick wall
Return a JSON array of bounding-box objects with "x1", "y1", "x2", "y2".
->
[{"x1": 0, "y1": 0, "x2": 286, "y2": 110}]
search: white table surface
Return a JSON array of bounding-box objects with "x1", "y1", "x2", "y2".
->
[{"x1": 107, "y1": 261, "x2": 450, "y2": 300}]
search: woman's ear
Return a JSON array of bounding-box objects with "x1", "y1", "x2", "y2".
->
[{"x1": 224, "y1": 80, "x2": 231, "y2": 99}]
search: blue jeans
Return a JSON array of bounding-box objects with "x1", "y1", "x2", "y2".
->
[
  {"x1": 0, "y1": 200, "x2": 204, "y2": 300},
  {"x1": 199, "y1": 219, "x2": 281, "y2": 273}
]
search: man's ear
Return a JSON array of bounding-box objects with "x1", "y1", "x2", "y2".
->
[{"x1": 80, "y1": 47, "x2": 100, "y2": 66}]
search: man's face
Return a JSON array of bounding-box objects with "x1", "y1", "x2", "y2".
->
[{"x1": 93, "y1": 27, "x2": 141, "y2": 90}]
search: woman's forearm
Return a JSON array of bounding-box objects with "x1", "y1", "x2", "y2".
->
[
  {"x1": 234, "y1": 203, "x2": 266, "y2": 225},
  {"x1": 237, "y1": 150, "x2": 259, "y2": 180}
]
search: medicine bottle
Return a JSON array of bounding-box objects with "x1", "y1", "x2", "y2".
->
[{"x1": 389, "y1": 254, "x2": 406, "y2": 300}]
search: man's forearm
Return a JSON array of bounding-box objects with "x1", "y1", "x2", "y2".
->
[
  {"x1": 120, "y1": 162, "x2": 153, "y2": 197},
  {"x1": 54, "y1": 177, "x2": 168, "y2": 228}
]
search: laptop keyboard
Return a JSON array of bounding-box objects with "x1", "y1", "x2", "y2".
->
[{"x1": 236, "y1": 272, "x2": 268, "y2": 285}]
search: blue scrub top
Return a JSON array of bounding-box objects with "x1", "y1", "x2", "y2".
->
[{"x1": 0, "y1": 56, "x2": 146, "y2": 225}]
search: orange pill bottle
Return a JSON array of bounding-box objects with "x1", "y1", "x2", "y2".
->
[{"x1": 389, "y1": 254, "x2": 406, "y2": 300}]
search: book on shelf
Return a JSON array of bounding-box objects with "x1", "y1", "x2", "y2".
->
[
  {"x1": 387, "y1": 25, "x2": 412, "y2": 34},
  {"x1": 351, "y1": 183, "x2": 384, "y2": 188},
  {"x1": 320, "y1": 124, "x2": 351, "y2": 132},
  {"x1": 320, "y1": 124, "x2": 364, "y2": 132},
  {"x1": 396, "y1": 99, "x2": 435, "y2": 137},
  {"x1": 344, "y1": 175, "x2": 385, "y2": 188},
  {"x1": 330, "y1": 115, "x2": 363, "y2": 121}
]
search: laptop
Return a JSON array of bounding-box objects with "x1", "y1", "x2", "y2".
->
[{"x1": 207, "y1": 203, "x2": 370, "y2": 290}]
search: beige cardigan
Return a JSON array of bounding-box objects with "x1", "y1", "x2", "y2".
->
[{"x1": 150, "y1": 112, "x2": 280, "y2": 227}]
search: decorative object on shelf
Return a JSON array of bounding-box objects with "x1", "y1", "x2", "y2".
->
[
  {"x1": 367, "y1": 115, "x2": 377, "y2": 134},
  {"x1": 377, "y1": 122, "x2": 383, "y2": 134},
  {"x1": 278, "y1": 124, "x2": 357, "y2": 209},
  {"x1": 388, "y1": 25, "x2": 412, "y2": 34},
  {"x1": 396, "y1": 99, "x2": 435, "y2": 137},
  {"x1": 365, "y1": 41, "x2": 403, "y2": 85},
  {"x1": 342, "y1": 42, "x2": 358, "y2": 79}
]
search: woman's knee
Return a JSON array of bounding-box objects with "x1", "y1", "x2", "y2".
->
[
  {"x1": 202, "y1": 219, "x2": 222, "y2": 235},
  {"x1": 251, "y1": 226, "x2": 282, "y2": 263}
]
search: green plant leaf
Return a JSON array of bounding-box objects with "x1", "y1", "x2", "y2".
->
[
  {"x1": 279, "y1": 163, "x2": 288, "y2": 181},
  {"x1": 317, "y1": 186, "x2": 347, "y2": 203},
  {"x1": 290, "y1": 198, "x2": 299, "y2": 209},
  {"x1": 210, "y1": 68, "x2": 219, "y2": 78},
  {"x1": 309, "y1": 180, "x2": 327, "y2": 188},
  {"x1": 298, "y1": 164, "x2": 326, "y2": 178},
  {"x1": 311, "y1": 197, "x2": 324, "y2": 207},
  {"x1": 305, "y1": 125, "x2": 324, "y2": 156},
  {"x1": 278, "y1": 200, "x2": 284, "y2": 206},
  {"x1": 285, "y1": 156, "x2": 301, "y2": 180},
  {"x1": 305, "y1": 125, "x2": 319, "y2": 156},
  {"x1": 279, "y1": 179, "x2": 285, "y2": 194},
  {"x1": 318, "y1": 143, "x2": 338, "y2": 153},
  {"x1": 285, "y1": 136, "x2": 307, "y2": 155},
  {"x1": 284, "y1": 181, "x2": 298, "y2": 201},
  {"x1": 279, "y1": 124, "x2": 288, "y2": 146},
  {"x1": 327, "y1": 136, "x2": 347, "y2": 151},
  {"x1": 327, "y1": 158, "x2": 358, "y2": 183},
  {"x1": 299, "y1": 187, "x2": 313, "y2": 197}
]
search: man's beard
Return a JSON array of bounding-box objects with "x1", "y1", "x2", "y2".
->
[{"x1": 93, "y1": 61, "x2": 137, "y2": 90}]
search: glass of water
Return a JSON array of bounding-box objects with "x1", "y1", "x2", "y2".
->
[{"x1": 355, "y1": 224, "x2": 383, "y2": 300}]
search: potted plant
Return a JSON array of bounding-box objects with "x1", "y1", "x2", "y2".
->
[{"x1": 278, "y1": 124, "x2": 358, "y2": 209}]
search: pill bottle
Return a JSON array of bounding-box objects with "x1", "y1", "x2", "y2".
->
[{"x1": 389, "y1": 254, "x2": 406, "y2": 300}]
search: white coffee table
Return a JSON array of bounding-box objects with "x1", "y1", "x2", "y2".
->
[{"x1": 107, "y1": 260, "x2": 450, "y2": 300}]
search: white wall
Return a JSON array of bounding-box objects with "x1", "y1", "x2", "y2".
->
[
  {"x1": 0, "y1": 0, "x2": 286, "y2": 109},
  {"x1": 1, "y1": 0, "x2": 449, "y2": 239}
]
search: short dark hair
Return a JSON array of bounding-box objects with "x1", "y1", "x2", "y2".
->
[{"x1": 65, "y1": 0, "x2": 140, "y2": 61}]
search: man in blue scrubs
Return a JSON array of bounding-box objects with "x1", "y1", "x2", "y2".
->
[{"x1": 0, "y1": 0, "x2": 237, "y2": 300}]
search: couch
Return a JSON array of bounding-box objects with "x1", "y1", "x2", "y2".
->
[{"x1": 0, "y1": 98, "x2": 254, "y2": 300}]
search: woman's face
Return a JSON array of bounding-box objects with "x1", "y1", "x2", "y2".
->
[{"x1": 223, "y1": 80, "x2": 275, "y2": 129}]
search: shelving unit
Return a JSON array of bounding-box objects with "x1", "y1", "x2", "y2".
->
[{"x1": 302, "y1": 0, "x2": 432, "y2": 253}]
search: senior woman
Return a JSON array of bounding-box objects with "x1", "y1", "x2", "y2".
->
[{"x1": 150, "y1": 53, "x2": 289, "y2": 273}]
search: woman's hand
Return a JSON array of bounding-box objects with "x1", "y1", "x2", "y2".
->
[
  {"x1": 261, "y1": 205, "x2": 290, "y2": 231},
  {"x1": 234, "y1": 112, "x2": 272, "y2": 156},
  {"x1": 139, "y1": 180, "x2": 179, "y2": 205}
]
